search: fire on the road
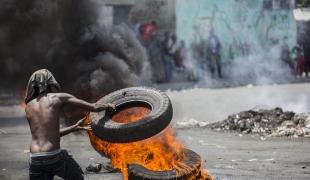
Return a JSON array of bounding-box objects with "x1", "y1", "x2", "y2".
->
[{"x1": 85, "y1": 106, "x2": 212, "y2": 179}]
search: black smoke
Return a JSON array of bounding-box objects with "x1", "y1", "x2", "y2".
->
[{"x1": 0, "y1": 0, "x2": 150, "y2": 100}]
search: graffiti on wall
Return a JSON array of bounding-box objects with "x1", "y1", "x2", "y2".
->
[{"x1": 176, "y1": 0, "x2": 297, "y2": 61}]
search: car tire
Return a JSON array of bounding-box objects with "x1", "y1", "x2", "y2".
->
[
  {"x1": 127, "y1": 148, "x2": 202, "y2": 180},
  {"x1": 90, "y1": 87, "x2": 173, "y2": 143}
]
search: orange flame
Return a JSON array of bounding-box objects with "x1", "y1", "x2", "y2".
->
[{"x1": 85, "y1": 106, "x2": 212, "y2": 180}]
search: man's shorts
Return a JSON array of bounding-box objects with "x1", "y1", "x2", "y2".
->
[{"x1": 29, "y1": 149, "x2": 84, "y2": 180}]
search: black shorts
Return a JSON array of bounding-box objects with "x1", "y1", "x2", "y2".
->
[{"x1": 29, "y1": 149, "x2": 84, "y2": 180}]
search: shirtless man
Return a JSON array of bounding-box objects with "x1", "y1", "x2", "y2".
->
[{"x1": 25, "y1": 69, "x2": 115, "y2": 180}]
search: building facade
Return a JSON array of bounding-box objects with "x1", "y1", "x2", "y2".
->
[
  {"x1": 176, "y1": 0, "x2": 297, "y2": 61},
  {"x1": 97, "y1": 0, "x2": 175, "y2": 31}
]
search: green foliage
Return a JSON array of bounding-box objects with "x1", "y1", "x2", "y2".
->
[{"x1": 296, "y1": 0, "x2": 310, "y2": 7}]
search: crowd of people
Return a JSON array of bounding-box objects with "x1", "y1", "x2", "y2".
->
[
  {"x1": 133, "y1": 21, "x2": 310, "y2": 83},
  {"x1": 133, "y1": 21, "x2": 196, "y2": 83},
  {"x1": 280, "y1": 37, "x2": 310, "y2": 78},
  {"x1": 134, "y1": 22, "x2": 228, "y2": 83}
]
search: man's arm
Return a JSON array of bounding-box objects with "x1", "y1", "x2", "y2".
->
[
  {"x1": 60, "y1": 118, "x2": 91, "y2": 137},
  {"x1": 56, "y1": 93, "x2": 115, "y2": 112},
  {"x1": 60, "y1": 124, "x2": 79, "y2": 137}
]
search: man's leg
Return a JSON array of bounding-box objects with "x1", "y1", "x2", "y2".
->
[
  {"x1": 163, "y1": 54, "x2": 169, "y2": 82},
  {"x1": 305, "y1": 61, "x2": 310, "y2": 77},
  {"x1": 163, "y1": 54, "x2": 173, "y2": 82},
  {"x1": 56, "y1": 150, "x2": 84, "y2": 180},
  {"x1": 29, "y1": 162, "x2": 54, "y2": 180},
  {"x1": 204, "y1": 56, "x2": 208, "y2": 72},
  {"x1": 209, "y1": 55, "x2": 216, "y2": 78},
  {"x1": 216, "y1": 54, "x2": 222, "y2": 78},
  {"x1": 167, "y1": 55, "x2": 174, "y2": 82},
  {"x1": 30, "y1": 172, "x2": 54, "y2": 180}
]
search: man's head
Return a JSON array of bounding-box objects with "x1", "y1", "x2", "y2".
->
[{"x1": 25, "y1": 69, "x2": 61, "y2": 104}]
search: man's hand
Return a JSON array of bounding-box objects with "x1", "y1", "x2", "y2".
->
[
  {"x1": 105, "y1": 103, "x2": 116, "y2": 112},
  {"x1": 93, "y1": 103, "x2": 116, "y2": 112},
  {"x1": 74, "y1": 118, "x2": 91, "y2": 131},
  {"x1": 60, "y1": 117, "x2": 91, "y2": 136}
]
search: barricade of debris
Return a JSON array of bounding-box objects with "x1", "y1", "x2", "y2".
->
[{"x1": 207, "y1": 107, "x2": 310, "y2": 137}]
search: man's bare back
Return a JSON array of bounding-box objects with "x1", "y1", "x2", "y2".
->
[
  {"x1": 26, "y1": 93, "x2": 62, "y2": 152},
  {"x1": 24, "y1": 69, "x2": 115, "y2": 179},
  {"x1": 26, "y1": 92, "x2": 114, "y2": 153}
]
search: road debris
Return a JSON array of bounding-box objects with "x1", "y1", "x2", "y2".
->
[
  {"x1": 207, "y1": 107, "x2": 310, "y2": 137},
  {"x1": 175, "y1": 118, "x2": 209, "y2": 129},
  {"x1": 86, "y1": 163, "x2": 102, "y2": 173}
]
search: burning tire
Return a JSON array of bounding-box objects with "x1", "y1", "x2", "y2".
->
[
  {"x1": 127, "y1": 149, "x2": 202, "y2": 180},
  {"x1": 90, "y1": 87, "x2": 173, "y2": 143}
]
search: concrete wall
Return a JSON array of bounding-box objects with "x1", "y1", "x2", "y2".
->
[
  {"x1": 96, "y1": 0, "x2": 176, "y2": 30},
  {"x1": 130, "y1": 0, "x2": 176, "y2": 30},
  {"x1": 176, "y1": 0, "x2": 297, "y2": 61}
]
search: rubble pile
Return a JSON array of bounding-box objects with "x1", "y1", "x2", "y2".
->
[{"x1": 208, "y1": 107, "x2": 310, "y2": 137}]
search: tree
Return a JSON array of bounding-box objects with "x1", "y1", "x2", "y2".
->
[{"x1": 296, "y1": 0, "x2": 310, "y2": 7}]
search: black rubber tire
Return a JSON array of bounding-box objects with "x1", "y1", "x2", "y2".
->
[
  {"x1": 127, "y1": 149, "x2": 202, "y2": 180},
  {"x1": 90, "y1": 87, "x2": 173, "y2": 143}
]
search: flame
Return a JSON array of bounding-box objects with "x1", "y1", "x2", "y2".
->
[
  {"x1": 85, "y1": 106, "x2": 212, "y2": 180},
  {"x1": 111, "y1": 106, "x2": 151, "y2": 123}
]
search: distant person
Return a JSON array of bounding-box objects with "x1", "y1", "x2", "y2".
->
[
  {"x1": 169, "y1": 34, "x2": 179, "y2": 66},
  {"x1": 280, "y1": 36, "x2": 294, "y2": 73},
  {"x1": 161, "y1": 32, "x2": 174, "y2": 83},
  {"x1": 302, "y1": 36, "x2": 310, "y2": 78},
  {"x1": 295, "y1": 48, "x2": 305, "y2": 76},
  {"x1": 133, "y1": 22, "x2": 141, "y2": 38},
  {"x1": 175, "y1": 40, "x2": 186, "y2": 70},
  {"x1": 141, "y1": 21, "x2": 157, "y2": 43},
  {"x1": 177, "y1": 40, "x2": 197, "y2": 81},
  {"x1": 148, "y1": 34, "x2": 165, "y2": 83},
  {"x1": 130, "y1": 17, "x2": 141, "y2": 38},
  {"x1": 206, "y1": 28, "x2": 222, "y2": 78},
  {"x1": 25, "y1": 69, "x2": 115, "y2": 180}
]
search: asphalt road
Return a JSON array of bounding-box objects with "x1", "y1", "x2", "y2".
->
[
  {"x1": 1, "y1": 122, "x2": 309, "y2": 180},
  {"x1": 0, "y1": 83, "x2": 310, "y2": 180},
  {"x1": 168, "y1": 83, "x2": 310, "y2": 124}
]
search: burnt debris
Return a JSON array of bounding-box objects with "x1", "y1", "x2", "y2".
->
[{"x1": 208, "y1": 107, "x2": 310, "y2": 137}]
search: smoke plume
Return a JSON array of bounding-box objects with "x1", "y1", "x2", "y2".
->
[{"x1": 0, "y1": 0, "x2": 150, "y2": 100}]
